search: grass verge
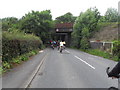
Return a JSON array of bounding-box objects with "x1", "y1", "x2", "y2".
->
[
  {"x1": 1, "y1": 49, "x2": 40, "y2": 75},
  {"x1": 83, "y1": 49, "x2": 118, "y2": 61},
  {"x1": 70, "y1": 47, "x2": 118, "y2": 61}
]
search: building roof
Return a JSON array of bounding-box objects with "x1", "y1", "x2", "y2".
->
[{"x1": 55, "y1": 23, "x2": 74, "y2": 29}]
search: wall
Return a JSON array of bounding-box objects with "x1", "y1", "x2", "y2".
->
[{"x1": 90, "y1": 41, "x2": 113, "y2": 54}]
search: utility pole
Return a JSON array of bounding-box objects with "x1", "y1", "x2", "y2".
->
[{"x1": 118, "y1": 1, "x2": 120, "y2": 41}]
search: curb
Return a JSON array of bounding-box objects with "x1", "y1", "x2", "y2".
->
[{"x1": 21, "y1": 52, "x2": 48, "y2": 88}]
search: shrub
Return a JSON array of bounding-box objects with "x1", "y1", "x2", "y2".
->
[
  {"x1": 112, "y1": 41, "x2": 120, "y2": 61},
  {"x1": 12, "y1": 59, "x2": 21, "y2": 64},
  {"x1": 2, "y1": 61, "x2": 11, "y2": 70},
  {"x1": 0, "y1": 66, "x2": 2, "y2": 75},
  {"x1": 2, "y1": 31, "x2": 43, "y2": 61},
  {"x1": 2, "y1": 50, "x2": 39, "y2": 73},
  {"x1": 80, "y1": 37, "x2": 90, "y2": 50}
]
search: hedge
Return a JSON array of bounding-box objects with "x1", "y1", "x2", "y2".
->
[{"x1": 2, "y1": 31, "x2": 43, "y2": 61}]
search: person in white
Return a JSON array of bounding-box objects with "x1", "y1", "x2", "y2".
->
[{"x1": 60, "y1": 41, "x2": 64, "y2": 47}]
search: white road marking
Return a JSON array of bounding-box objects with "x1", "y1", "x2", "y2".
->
[
  {"x1": 65, "y1": 50, "x2": 70, "y2": 53},
  {"x1": 74, "y1": 55, "x2": 95, "y2": 70}
]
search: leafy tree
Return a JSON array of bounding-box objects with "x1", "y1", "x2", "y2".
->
[
  {"x1": 55, "y1": 12, "x2": 77, "y2": 23},
  {"x1": 98, "y1": 16, "x2": 106, "y2": 22},
  {"x1": 19, "y1": 10, "x2": 54, "y2": 43},
  {"x1": 105, "y1": 8, "x2": 119, "y2": 22},
  {"x1": 72, "y1": 7, "x2": 100, "y2": 49},
  {"x1": 2, "y1": 17, "x2": 18, "y2": 31}
]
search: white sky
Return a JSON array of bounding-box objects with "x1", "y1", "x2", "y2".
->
[{"x1": 0, "y1": 0, "x2": 120, "y2": 20}]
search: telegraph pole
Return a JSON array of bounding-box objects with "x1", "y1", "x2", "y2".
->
[{"x1": 118, "y1": 1, "x2": 120, "y2": 41}]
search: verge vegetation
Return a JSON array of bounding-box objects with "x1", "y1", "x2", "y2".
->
[
  {"x1": 2, "y1": 30, "x2": 43, "y2": 74},
  {"x1": 71, "y1": 7, "x2": 120, "y2": 61}
]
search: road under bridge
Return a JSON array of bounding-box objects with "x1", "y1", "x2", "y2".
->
[{"x1": 54, "y1": 23, "x2": 73, "y2": 46}]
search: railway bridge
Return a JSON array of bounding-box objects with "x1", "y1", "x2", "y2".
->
[{"x1": 55, "y1": 23, "x2": 73, "y2": 46}]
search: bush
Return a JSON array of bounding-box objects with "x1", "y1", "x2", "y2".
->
[
  {"x1": 2, "y1": 31, "x2": 43, "y2": 61},
  {"x1": 2, "y1": 61, "x2": 11, "y2": 70},
  {"x1": 80, "y1": 37, "x2": 90, "y2": 50},
  {"x1": 2, "y1": 50, "x2": 39, "y2": 73},
  {"x1": 112, "y1": 41, "x2": 120, "y2": 61}
]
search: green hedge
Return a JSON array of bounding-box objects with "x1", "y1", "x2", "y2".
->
[
  {"x1": 112, "y1": 41, "x2": 120, "y2": 61},
  {"x1": 2, "y1": 31, "x2": 43, "y2": 61}
]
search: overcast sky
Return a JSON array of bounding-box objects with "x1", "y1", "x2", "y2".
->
[{"x1": 0, "y1": 0, "x2": 120, "y2": 19}]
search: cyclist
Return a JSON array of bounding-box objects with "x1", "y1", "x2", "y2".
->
[
  {"x1": 59, "y1": 41, "x2": 64, "y2": 53},
  {"x1": 63, "y1": 41, "x2": 66, "y2": 49}
]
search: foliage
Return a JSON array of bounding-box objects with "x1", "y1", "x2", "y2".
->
[
  {"x1": 2, "y1": 31, "x2": 42, "y2": 61},
  {"x1": 19, "y1": 10, "x2": 54, "y2": 43},
  {"x1": 2, "y1": 61, "x2": 11, "y2": 70},
  {"x1": 80, "y1": 37, "x2": 90, "y2": 49},
  {"x1": 85, "y1": 49, "x2": 118, "y2": 61},
  {"x1": 3, "y1": 30, "x2": 41, "y2": 41},
  {"x1": 2, "y1": 50, "x2": 39, "y2": 73},
  {"x1": 98, "y1": 16, "x2": 106, "y2": 22},
  {"x1": 0, "y1": 66, "x2": 2, "y2": 75},
  {"x1": 12, "y1": 58, "x2": 21, "y2": 64},
  {"x1": 2, "y1": 17, "x2": 18, "y2": 31},
  {"x1": 55, "y1": 12, "x2": 77, "y2": 24},
  {"x1": 72, "y1": 7, "x2": 100, "y2": 49},
  {"x1": 104, "y1": 8, "x2": 119, "y2": 22},
  {"x1": 112, "y1": 41, "x2": 120, "y2": 61}
]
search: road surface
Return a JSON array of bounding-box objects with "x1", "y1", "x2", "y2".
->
[{"x1": 2, "y1": 48, "x2": 118, "y2": 88}]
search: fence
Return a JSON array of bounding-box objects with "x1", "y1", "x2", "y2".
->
[{"x1": 90, "y1": 41, "x2": 113, "y2": 54}]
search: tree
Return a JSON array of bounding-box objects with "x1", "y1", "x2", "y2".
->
[
  {"x1": 72, "y1": 7, "x2": 100, "y2": 49},
  {"x1": 55, "y1": 12, "x2": 77, "y2": 23},
  {"x1": 105, "y1": 8, "x2": 119, "y2": 22},
  {"x1": 2, "y1": 17, "x2": 18, "y2": 31},
  {"x1": 19, "y1": 10, "x2": 54, "y2": 43}
]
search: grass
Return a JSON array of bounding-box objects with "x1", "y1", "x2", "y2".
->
[
  {"x1": 70, "y1": 47, "x2": 118, "y2": 61},
  {"x1": 84, "y1": 49, "x2": 118, "y2": 61}
]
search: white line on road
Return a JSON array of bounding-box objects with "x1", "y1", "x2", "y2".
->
[
  {"x1": 74, "y1": 55, "x2": 95, "y2": 70},
  {"x1": 65, "y1": 50, "x2": 70, "y2": 53}
]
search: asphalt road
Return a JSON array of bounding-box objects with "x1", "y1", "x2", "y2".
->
[
  {"x1": 2, "y1": 48, "x2": 118, "y2": 88},
  {"x1": 2, "y1": 49, "x2": 48, "y2": 88},
  {"x1": 29, "y1": 48, "x2": 118, "y2": 88}
]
